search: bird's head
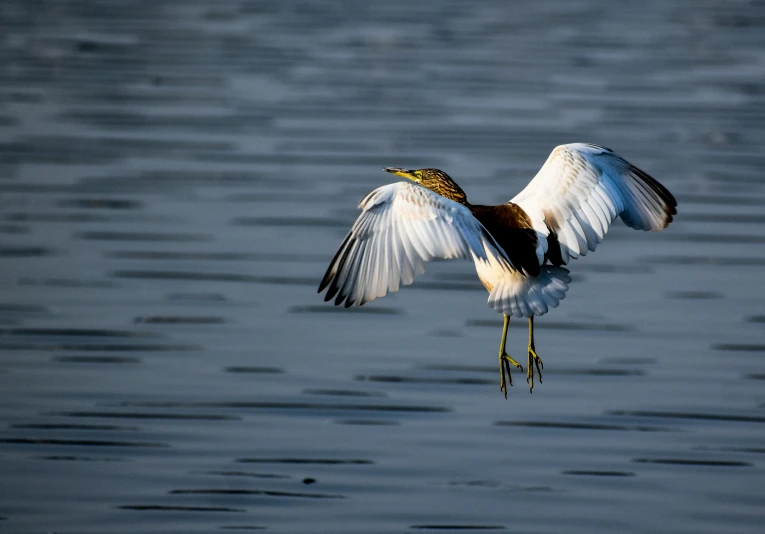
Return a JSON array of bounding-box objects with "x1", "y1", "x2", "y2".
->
[
  {"x1": 384, "y1": 167, "x2": 450, "y2": 185},
  {"x1": 384, "y1": 167, "x2": 468, "y2": 204}
]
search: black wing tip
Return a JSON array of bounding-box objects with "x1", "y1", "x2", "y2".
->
[
  {"x1": 318, "y1": 281, "x2": 344, "y2": 306},
  {"x1": 586, "y1": 143, "x2": 613, "y2": 153},
  {"x1": 334, "y1": 290, "x2": 348, "y2": 307},
  {"x1": 629, "y1": 164, "x2": 678, "y2": 230},
  {"x1": 318, "y1": 227, "x2": 359, "y2": 304},
  {"x1": 318, "y1": 271, "x2": 339, "y2": 299},
  {"x1": 317, "y1": 278, "x2": 330, "y2": 294}
]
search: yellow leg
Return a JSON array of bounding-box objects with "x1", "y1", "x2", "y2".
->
[
  {"x1": 526, "y1": 316, "x2": 543, "y2": 392},
  {"x1": 498, "y1": 314, "x2": 523, "y2": 399}
]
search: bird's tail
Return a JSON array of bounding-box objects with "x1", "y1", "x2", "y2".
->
[{"x1": 487, "y1": 266, "x2": 571, "y2": 318}]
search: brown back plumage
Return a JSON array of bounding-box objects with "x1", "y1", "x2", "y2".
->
[{"x1": 469, "y1": 203, "x2": 541, "y2": 277}]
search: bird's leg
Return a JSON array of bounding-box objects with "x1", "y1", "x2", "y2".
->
[
  {"x1": 498, "y1": 313, "x2": 523, "y2": 398},
  {"x1": 526, "y1": 316, "x2": 543, "y2": 392}
]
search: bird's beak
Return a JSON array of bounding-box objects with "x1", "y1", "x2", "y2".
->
[{"x1": 384, "y1": 167, "x2": 419, "y2": 181}]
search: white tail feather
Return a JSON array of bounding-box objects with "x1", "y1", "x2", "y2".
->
[{"x1": 487, "y1": 266, "x2": 572, "y2": 318}]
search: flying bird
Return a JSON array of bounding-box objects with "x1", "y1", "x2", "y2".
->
[{"x1": 318, "y1": 144, "x2": 677, "y2": 397}]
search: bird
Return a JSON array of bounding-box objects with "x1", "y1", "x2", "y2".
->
[{"x1": 318, "y1": 143, "x2": 677, "y2": 398}]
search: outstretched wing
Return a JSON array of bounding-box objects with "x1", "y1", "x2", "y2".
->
[
  {"x1": 511, "y1": 143, "x2": 677, "y2": 265},
  {"x1": 319, "y1": 182, "x2": 514, "y2": 307}
]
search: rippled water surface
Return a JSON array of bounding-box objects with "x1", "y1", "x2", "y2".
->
[{"x1": 2, "y1": 1, "x2": 765, "y2": 533}]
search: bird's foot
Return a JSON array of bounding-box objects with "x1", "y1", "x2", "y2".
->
[
  {"x1": 526, "y1": 345, "x2": 543, "y2": 393},
  {"x1": 499, "y1": 353, "x2": 523, "y2": 399}
]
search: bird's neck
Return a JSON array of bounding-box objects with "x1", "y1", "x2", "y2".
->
[{"x1": 425, "y1": 178, "x2": 469, "y2": 206}]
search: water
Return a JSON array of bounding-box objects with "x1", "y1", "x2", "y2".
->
[{"x1": 1, "y1": 1, "x2": 765, "y2": 532}]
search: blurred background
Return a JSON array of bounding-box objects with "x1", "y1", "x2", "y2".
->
[{"x1": 1, "y1": 1, "x2": 764, "y2": 532}]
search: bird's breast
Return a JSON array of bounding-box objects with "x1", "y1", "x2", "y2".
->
[{"x1": 471, "y1": 249, "x2": 512, "y2": 293}]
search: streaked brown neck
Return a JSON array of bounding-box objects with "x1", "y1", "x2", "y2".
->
[{"x1": 422, "y1": 171, "x2": 469, "y2": 205}]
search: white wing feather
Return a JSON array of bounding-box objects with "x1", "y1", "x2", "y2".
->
[
  {"x1": 319, "y1": 182, "x2": 514, "y2": 307},
  {"x1": 511, "y1": 143, "x2": 677, "y2": 265}
]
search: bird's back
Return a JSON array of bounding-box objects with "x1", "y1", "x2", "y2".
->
[{"x1": 469, "y1": 203, "x2": 541, "y2": 277}]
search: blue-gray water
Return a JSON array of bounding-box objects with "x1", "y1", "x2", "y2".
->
[{"x1": 1, "y1": 1, "x2": 765, "y2": 533}]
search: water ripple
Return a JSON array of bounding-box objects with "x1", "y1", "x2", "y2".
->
[
  {"x1": 495, "y1": 421, "x2": 670, "y2": 432},
  {"x1": 563, "y1": 470, "x2": 636, "y2": 477},
  {"x1": 633, "y1": 458, "x2": 751, "y2": 467},
  {"x1": 118, "y1": 505, "x2": 245, "y2": 513},
  {"x1": 169, "y1": 488, "x2": 345, "y2": 499},
  {"x1": 0, "y1": 438, "x2": 169, "y2": 448},
  {"x1": 409, "y1": 525, "x2": 505, "y2": 531},
  {"x1": 609, "y1": 410, "x2": 765, "y2": 424},
  {"x1": 53, "y1": 411, "x2": 240, "y2": 421},
  {"x1": 115, "y1": 401, "x2": 451, "y2": 413},
  {"x1": 237, "y1": 458, "x2": 373, "y2": 465}
]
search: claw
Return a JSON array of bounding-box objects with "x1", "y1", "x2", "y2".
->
[
  {"x1": 499, "y1": 359, "x2": 510, "y2": 398},
  {"x1": 497, "y1": 314, "x2": 528, "y2": 399},
  {"x1": 499, "y1": 353, "x2": 523, "y2": 399},
  {"x1": 523, "y1": 317, "x2": 545, "y2": 393},
  {"x1": 501, "y1": 353, "x2": 523, "y2": 370},
  {"x1": 526, "y1": 346, "x2": 543, "y2": 392}
]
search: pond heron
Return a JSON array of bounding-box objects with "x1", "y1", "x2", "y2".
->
[{"x1": 319, "y1": 144, "x2": 677, "y2": 397}]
